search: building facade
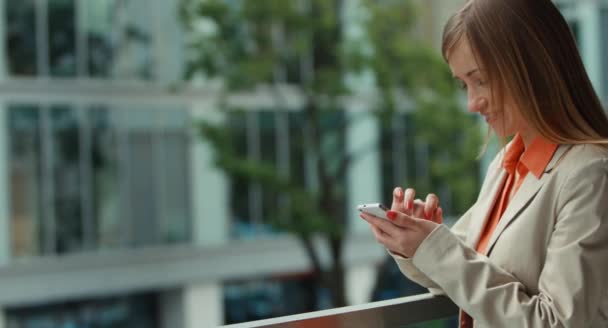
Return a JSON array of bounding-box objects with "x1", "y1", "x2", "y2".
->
[{"x1": 0, "y1": 0, "x2": 385, "y2": 327}]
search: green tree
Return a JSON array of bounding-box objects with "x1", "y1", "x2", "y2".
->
[{"x1": 180, "y1": 0, "x2": 481, "y2": 309}]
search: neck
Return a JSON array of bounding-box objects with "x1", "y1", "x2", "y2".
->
[{"x1": 519, "y1": 129, "x2": 538, "y2": 149}]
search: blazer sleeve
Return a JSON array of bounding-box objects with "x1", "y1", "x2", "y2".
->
[
  {"x1": 390, "y1": 202, "x2": 477, "y2": 295},
  {"x1": 389, "y1": 152, "x2": 502, "y2": 294},
  {"x1": 411, "y1": 158, "x2": 608, "y2": 327}
]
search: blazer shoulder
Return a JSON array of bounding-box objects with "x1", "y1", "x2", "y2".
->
[{"x1": 552, "y1": 144, "x2": 608, "y2": 179}]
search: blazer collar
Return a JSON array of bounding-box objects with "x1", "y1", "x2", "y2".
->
[
  {"x1": 466, "y1": 144, "x2": 572, "y2": 254},
  {"x1": 544, "y1": 144, "x2": 572, "y2": 173}
]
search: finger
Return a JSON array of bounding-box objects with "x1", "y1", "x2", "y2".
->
[
  {"x1": 360, "y1": 212, "x2": 400, "y2": 236},
  {"x1": 386, "y1": 210, "x2": 418, "y2": 229},
  {"x1": 424, "y1": 193, "x2": 439, "y2": 220},
  {"x1": 433, "y1": 206, "x2": 444, "y2": 224},
  {"x1": 370, "y1": 224, "x2": 390, "y2": 247},
  {"x1": 369, "y1": 223, "x2": 401, "y2": 253},
  {"x1": 391, "y1": 187, "x2": 406, "y2": 212},
  {"x1": 369, "y1": 223, "x2": 386, "y2": 240},
  {"x1": 413, "y1": 199, "x2": 426, "y2": 219},
  {"x1": 403, "y1": 188, "x2": 416, "y2": 214}
]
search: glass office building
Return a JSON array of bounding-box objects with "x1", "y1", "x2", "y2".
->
[
  {"x1": 0, "y1": 1, "x2": 385, "y2": 327},
  {"x1": 0, "y1": 0, "x2": 605, "y2": 327}
]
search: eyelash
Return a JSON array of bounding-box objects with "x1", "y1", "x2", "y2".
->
[{"x1": 456, "y1": 79, "x2": 486, "y2": 90}]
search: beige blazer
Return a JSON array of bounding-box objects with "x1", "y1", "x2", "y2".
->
[{"x1": 393, "y1": 144, "x2": 608, "y2": 327}]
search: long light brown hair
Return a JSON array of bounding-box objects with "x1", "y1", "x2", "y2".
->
[{"x1": 443, "y1": 0, "x2": 608, "y2": 150}]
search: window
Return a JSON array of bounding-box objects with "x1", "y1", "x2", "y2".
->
[
  {"x1": 5, "y1": 0, "x2": 155, "y2": 79},
  {"x1": 83, "y1": 0, "x2": 154, "y2": 79},
  {"x1": 227, "y1": 109, "x2": 346, "y2": 239},
  {"x1": 6, "y1": 0, "x2": 38, "y2": 75},
  {"x1": 8, "y1": 105, "x2": 192, "y2": 258},
  {"x1": 48, "y1": 0, "x2": 77, "y2": 77},
  {"x1": 228, "y1": 110, "x2": 281, "y2": 238},
  {"x1": 49, "y1": 105, "x2": 85, "y2": 253},
  {"x1": 9, "y1": 105, "x2": 43, "y2": 256},
  {"x1": 117, "y1": 108, "x2": 192, "y2": 246},
  {"x1": 224, "y1": 274, "x2": 319, "y2": 324},
  {"x1": 5, "y1": 292, "x2": 160, "y2": 328}
]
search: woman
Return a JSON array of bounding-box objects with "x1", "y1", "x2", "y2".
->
[{"x1": 360, "y1": 0, "x2": 608, "y2": 327}]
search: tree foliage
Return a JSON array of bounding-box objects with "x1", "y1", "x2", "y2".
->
[{"x1": 180, "y1": 0, "x2": 481, "y2": 309}]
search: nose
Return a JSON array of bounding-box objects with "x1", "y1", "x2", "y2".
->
[{"x1": 467, "y1": 94, "x2": 488, "y2": 113}]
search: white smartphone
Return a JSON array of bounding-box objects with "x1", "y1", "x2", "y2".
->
[{"x1": 357, "y1": 203, "x2": 390, "y2": 220}]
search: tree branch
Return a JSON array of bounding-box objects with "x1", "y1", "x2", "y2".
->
[{"x1": 299, "y1": 234, "x2": 322, "y2": 274}]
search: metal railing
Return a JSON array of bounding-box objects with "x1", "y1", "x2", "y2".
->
[{"x1": 221, "y1": 293, "x2": 458, "y2": 328}]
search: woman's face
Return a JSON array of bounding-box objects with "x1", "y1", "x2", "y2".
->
[{"x1": 448, "y1": 39, "x2": 531, "y2": 141}]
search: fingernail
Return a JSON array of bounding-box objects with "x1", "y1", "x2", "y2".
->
[
  {"x1": 397, "y1": 189, "x2": 403, "y2": 198},
  {"x1": 425, "y1": 211, "x2": 431, "y2": 220},
  {"x1": 407, "y1": 200, "x2": 413, "y2": 210},
  {"x1": 386, "y1": 211, "x2": 397, "y2": 220}
]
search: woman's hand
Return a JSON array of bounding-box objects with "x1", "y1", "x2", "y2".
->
[
  {"x1": 361, "y1": 187, "x2": 443, "y2": 258},
  {"x1": 392, "y1": 187, "x2": 443, "y2": 224}
]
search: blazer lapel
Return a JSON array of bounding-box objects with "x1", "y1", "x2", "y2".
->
[{"x1": 483, "y1": 145, "x2": 572, "y2": 255}]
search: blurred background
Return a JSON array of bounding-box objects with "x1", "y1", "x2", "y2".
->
[{"x1": 0, "y1": 0, "x2": 605, "y2": 327}]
